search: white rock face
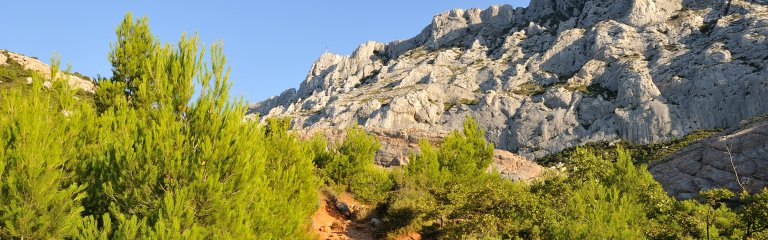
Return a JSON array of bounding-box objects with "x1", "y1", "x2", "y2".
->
[
  {"x1": 249, "y1": 0, "x2": 768, "y2": 162},
  {"x1": 0, "y1": 50, "x2": 95, "y2": 92}
]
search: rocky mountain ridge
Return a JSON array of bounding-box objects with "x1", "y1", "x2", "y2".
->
[
  {"x1": 0, "y1": 50, "x2": 95, "y2": 92},
  {"x1": 250, "y1": 0, "x2": 768, "y2": 167}
]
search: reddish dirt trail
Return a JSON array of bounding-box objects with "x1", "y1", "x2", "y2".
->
[{"x1": 311, "y1": 193, "x2": 374, "y2": 240}]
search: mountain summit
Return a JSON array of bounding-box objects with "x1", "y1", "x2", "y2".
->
[{"x1": 249, "y1": 0, "x2": 768, "y2": 163}]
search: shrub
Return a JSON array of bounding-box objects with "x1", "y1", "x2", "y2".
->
[
  {"x1": 349, "y1": 166, "x2": 394, "y2": 204},
  {"x1": 93, "y1": 79, "x2": 127, "y2": 112},
  {"x1": 512, "y1": 82, "x2": 545, "y2": 96},
  {"x1": 458, "y1": 98, "x2": 479, "y2": 105},
  {"x1": 438, "y1": 116, "x2": 494, "y2": 175},
  {"x1": 320, "y1": 125, "x2": 381, "y2": 187}
]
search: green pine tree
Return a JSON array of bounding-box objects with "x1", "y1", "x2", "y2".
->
[{"x1": 0, "y1": 64, "x2": 89, "y2": 239}]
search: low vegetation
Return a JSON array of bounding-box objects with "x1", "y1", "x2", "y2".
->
[
  {"x1": 1, "y1": 13, "x2": 767, "y2": 240},
  {"x1": 0, "y1": 52, "x2": 36, "y2": 91},
  {"x1": 539, "y1": 129, "x2": 722, "y2": 166},
  {"x1": 458, "y1": 98, "x2": 480, "y2": 105},
  {"x1": 367, "y1": 120, "x2": 767, "y2": 239},
  {"x1": 564, "y1": 83, "x2": 618, "y2": 100},
  {"x1": 304, "y1": 115, "x2": 768, "y2": 239},
  {"x1": 512, "y1": 82, "x2": 546, "y2": 96}
]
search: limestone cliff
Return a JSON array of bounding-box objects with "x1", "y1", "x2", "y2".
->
[
  {"x1": 250, "y1": 0, "x2": 768, "y2": 166},
  {"x1": 0, "y1": 50, "x2": 95, "y2": 92}
]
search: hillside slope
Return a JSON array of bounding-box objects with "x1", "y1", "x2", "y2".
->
[
  {"x1": 650, "y1": 115, "x2": 768, "y2": 199},
  {"x1": 0, "y1": 50, "x2": 95, "y2": 92},
  {"x1": 250, "y1": 0, "x2": 768, "y2": 165}
]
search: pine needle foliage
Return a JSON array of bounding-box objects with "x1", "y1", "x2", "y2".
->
[
  {"x1": 1, "y1": 12, "x2": 768, "y2": 240},
  {"x1": 1, "y1": 13, "x2": 319, "y2": 239}
]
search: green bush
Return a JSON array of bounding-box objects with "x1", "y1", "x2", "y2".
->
[
  {"x1": 93, "y1": 79, "x2": 127, "y2": 112},
  {"x1": 539, "y1": 129, "x2": 721, "y2": 166},
  {"x1": 380, "y1": 116, "x2": 500, "y2": 239},
  {"x1": 377, "y1": 127, "x2": 768, "y2": 239},
  {"x1": 512, "y1": 82, "x2": 545, "y2": 96},
  {"x1": 319, "y1": 125, "x2": 381, "y2": 187},
  {"x1": 349, "y1": 166, "x2": 394, "y2": 204},
  {"x1": 438, "y1": 116, "x2": 494, "y2": 175},
  {"x1": 551, "y1": 181, "x2": 647, "y2": 239},
  {"x1": 739, "y1": 189, "x2": 768, "y2": 239}
]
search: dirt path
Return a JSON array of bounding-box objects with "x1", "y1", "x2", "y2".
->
[{"x1": 311, "y1": 193, "x2": 375, "y2": 240}]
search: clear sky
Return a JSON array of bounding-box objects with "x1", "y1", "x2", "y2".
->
[{"x1": 1, "y1": 1, "x2": 531, "y2": 103}]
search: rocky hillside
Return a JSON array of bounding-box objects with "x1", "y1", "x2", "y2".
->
[
  {"x1": 0, "y1": 50, "x2": 95, "y2": 92},
  {"x1": 650, "y1": 115, "x2": 768, "y2": 199},
  {"x1": 250, "y1": 0, "x2": 768, "y2": 165}
]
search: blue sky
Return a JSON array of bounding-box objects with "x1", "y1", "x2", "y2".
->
[{"x1": 1, "y1": 1, "x2": 530, "y2": 103}]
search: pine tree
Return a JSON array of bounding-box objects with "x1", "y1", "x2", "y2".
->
[
  {"x1": 0, "y1": 64, "x2": 89, "y2": 239},
  {"x1": 108, "y1": 13, "x2": 156, "y2": 95},
  {"x1": 739, "y1": 189, "x2": 768, "y2": 239},
  {"x1": 437, "y1": 115, "x2": 494, "y2": 175},
  {"x1": 76, "y1": 13, "x2": 320, "y2": 239}
]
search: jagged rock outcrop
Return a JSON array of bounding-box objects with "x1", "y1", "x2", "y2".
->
[
  {"x1": 250, "y1": 0, "x2": 768, "y2": 165},
  {"x1": 0, "y1": 50, "x2": 95, "y2": 92},
  {"x1": 492, "y1": 149, "x2": 546, "y2": 181},
  {"x1": 650, "y1": 116, "x2": 768, "y2": 199}
]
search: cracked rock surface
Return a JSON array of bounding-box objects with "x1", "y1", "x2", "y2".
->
[
  {"x1": 249, "y1": 0, "x2": 768, "y2": 165},
  {"x1": 650, "y1": 116, "x2": 768, "y2": 199}
]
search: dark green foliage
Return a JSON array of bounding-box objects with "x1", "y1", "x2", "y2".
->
[
  {"x1": 565, "y1": 83, "x2": 618, "y2": 100},
  {"x1": 437, "y1": 116, "x2": 494, "y2": 175},
  {"x1": 739, "y1": 189, "x2": 768, "y2": 239},
  {"x1": 551, "y1": 180, "x2": 647, "y2": 239},
  {"x1": 339, "y1": 126, "x2": 381, "y2": 173},
  {"x1": 0, "y1": 52, "x2": 37, "y2": 93},
  {"x1": 380, "y1": 116, "x2": 504, "y2": 239},
  {"x1": 548, "y1": 148, "x2": 674, "y2": 239},
  {"x1": 458, "y1": 98, "x2": 479, "y2": 105},
  {"x1": 312, "y1": 125, "x2": 389, "y2": 204},
  {"x1": 512, "y1": 82, "x2": 545, "y2": 96},
  {"x1": 93, "y1": 79, "x2": 127, "y2": 112},
  {"x1": 108, "y1": 13, "x2": 156, "y2": 95},
  {"x1": 0, "y1": 55, "x2": 33, "y2": 81},
  {"x1": 372, "y1": 122, "x2": 766, "y2": 239},
  {"x1": 539, "y1": 129, "x2": 721, "y2": 166},
  {"x1": 317, "y1": 126, "x2": 381, "y2": 186},
  {"x1": 307, "y1": 133, "x2": 334, "y2": 169},
  {"x1": 698, "y1": 188, "x2": 740, "y2": 239}
]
